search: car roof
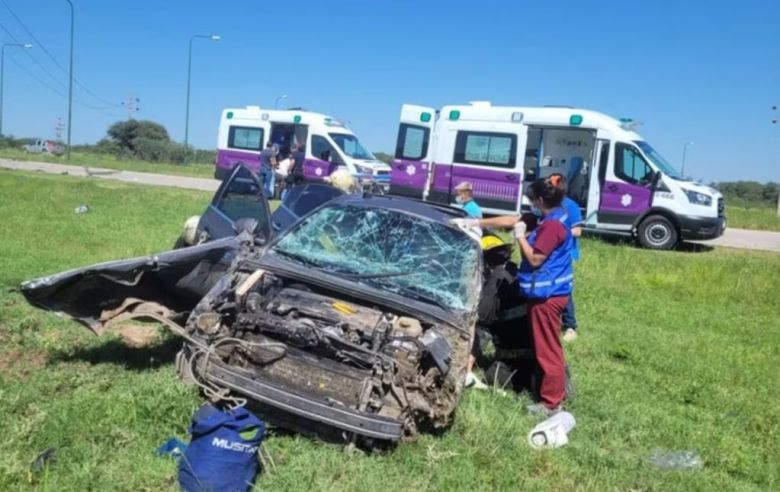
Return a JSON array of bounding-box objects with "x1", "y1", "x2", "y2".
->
[{"x1": 328, "y1": 194, "x2": 468, "y2": 223}]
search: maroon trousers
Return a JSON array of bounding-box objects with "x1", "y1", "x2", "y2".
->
[{"x1": 528, "y1": 295, "x2": 569, "y2": 409}]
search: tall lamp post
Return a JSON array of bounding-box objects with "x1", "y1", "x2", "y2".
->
[
  {"x1": 65, "y1": 0, "x2": 73, "y2": 160},
  {"x1": 0, "y1": 43, "x2": 33, "y2": 136},
  {"x1": 274, "y1": 94, "x2": 287, "y2": 109},
  {"x1": 184, "y1": 33, "x2": 220, "y2": 160},
  {"x1": 681, "y1": 141, "x2": 694, "y2": 176}
]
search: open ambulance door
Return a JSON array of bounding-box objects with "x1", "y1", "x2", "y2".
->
[
  {"x1": 585, "y1": 139, "x2": 610, "y2": 226},
  {"x1": 389, "y1": 104, "x2": 436, "y2": 199}
]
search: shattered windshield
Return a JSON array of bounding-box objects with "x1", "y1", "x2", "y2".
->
[
  {"x1": 272, "y1": 204, "x2": 481, "y2": 312},
  {"x1": 329, "y1": 133, "x2": 376, "y2": 160}
]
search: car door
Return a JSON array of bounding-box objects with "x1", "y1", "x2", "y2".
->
[
  {"x1": 598, "y1": 142, "x2": 654, "y2": 228},
  {"x1": 197, "y1": 164, "x2": 272, "y2": 242},
  {"x1": 389, "y1": 104, "x2": 435, "y2": 199},
  {"x1": 270, "y1": 183, "x2": 345, "y2": 234}
]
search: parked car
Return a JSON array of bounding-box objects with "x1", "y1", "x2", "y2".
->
[
  {"x1": 22, "y1": 139, "x2": 65, "y2": 156},
  {"x1": 21, "y1": 165, "x2": 481, "y2": 445}
]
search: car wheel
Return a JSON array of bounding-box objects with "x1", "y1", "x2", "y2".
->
[{"x1": 637, "y1": 215, "x2": 678, "y2": 250}]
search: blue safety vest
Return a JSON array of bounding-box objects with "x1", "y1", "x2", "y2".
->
[{"x1": 517, "y1": 207, "x2": 574, "y2": 299}]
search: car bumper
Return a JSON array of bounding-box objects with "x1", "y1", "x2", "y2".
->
[
  {"x1": 679, "y1": 215, "x2": 726, "y2": 240},
  {"x1": 202, "y1": 361, "x2": 403, "y2": 441}
]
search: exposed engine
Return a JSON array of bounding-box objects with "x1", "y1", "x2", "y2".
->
[{"x1": 177, "y1": 258, "x2": 469, "y2": 442}]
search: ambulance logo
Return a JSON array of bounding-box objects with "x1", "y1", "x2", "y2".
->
[
  {"x1": 621, "y1": 193, "x2": 632, "y2": 207},
  {"x1": 405, "y1": 164, "x2": 416, "y2": 176},
  {"x1": 315, "y1": 167, "x2": 323, "y2": 176}
]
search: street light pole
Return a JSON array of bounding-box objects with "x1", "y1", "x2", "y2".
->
[
  {"x1": 65, "y1": 0, "x2": 74, "y2": 160},
  {"x1": 0, "y1": 43, "x2": 33, "y2": 136},
  {"x1": 184, "y1": 34, "x2": 220, "y2": 160},
  {"x1": 274, "y1": 94, "x2": 287, "y2": 109},
  {"x1": 681, "y1": 141, "x2": 694, "y2": 176}
]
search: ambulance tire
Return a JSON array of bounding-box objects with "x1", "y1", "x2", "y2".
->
[{"x1": 637, "y1": 215, "x2": 678, "y2": 250}]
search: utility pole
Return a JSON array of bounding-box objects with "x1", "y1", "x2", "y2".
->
[
  {"x1": 681, "y1": 141, "x2": 694, "y2": 176},
  {"x1": 773, "y1": 106, "x2": 778, "y2": 217},
  {"x1": 184, "y1": 34, "x2": 220, "y2": 163},
  {"x1": 122, "y1": 93, "x2": 139, "y2": 120},
  {"x1": 65, "y1": 0, "x2": 74, "y2": 160}
]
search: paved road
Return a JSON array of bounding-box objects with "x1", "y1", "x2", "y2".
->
[
  {"x1": 0, "y1": 158, "x2": 219, "y2": 192},
  {"x1": 2, "y1": 158, "x2": 779, "y2": 253}
]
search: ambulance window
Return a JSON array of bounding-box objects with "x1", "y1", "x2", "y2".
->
[
  {"x1": 454, "y1": 131, "x2": 516, "y2": 168},
  {"x1": 311, "y1": 135, "x2": 340, "y2": 162},
  {"x1": 228, "y1": 126, "x2": 263, "y2": 151},
  {"x1": 395, "y1": 123, "x2": 429, "y2": 160},
  {"x1": 615, "y1": 143, "x2": 653, "y2": 185}
]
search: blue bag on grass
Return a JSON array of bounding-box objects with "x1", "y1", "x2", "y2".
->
[{"x1": 179, "y1": 403, "x2": 265, "y2": 492}]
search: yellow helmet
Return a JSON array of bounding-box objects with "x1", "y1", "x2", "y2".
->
[{"x1": 481, "y1": 235, "x2": 509, "y2": 251}]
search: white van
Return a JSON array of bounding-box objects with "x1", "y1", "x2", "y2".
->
[
  {"x1": 389, "y1": 102, "x2": 725, "y2": 249},
  {"x1": 215, "y1": 106, "x2": 391, "y2": 189}
]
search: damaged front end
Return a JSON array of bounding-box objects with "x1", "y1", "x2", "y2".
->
[
  {"x1": 178, "y1": 260, "x2": 469, "y2": 442},
  {"x1": 179, "y1": 199, "x2": 482, "y2": 443}
]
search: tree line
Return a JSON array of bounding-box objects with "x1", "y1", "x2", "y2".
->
[{"x1": 711, "y1": 181, "x2": 779, "y2": 207}]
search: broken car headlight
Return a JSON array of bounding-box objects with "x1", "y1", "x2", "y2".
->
[{"x1": 682, "y1": 189, "x2": 712, "y2": 207}]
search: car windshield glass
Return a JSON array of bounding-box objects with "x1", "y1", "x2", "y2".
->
[
  {"x1": 634, "y1": 141, "x2": 684, "y2": 179},
  {"x1": 272, "y1": 203, "x2": 481, "y2": 311},
  {"x1": 329, "y1": 133, "x2": 375, "y2": 160}
]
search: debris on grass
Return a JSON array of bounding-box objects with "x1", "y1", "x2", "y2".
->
[
  {"x1": 117, "y1": 325, "x2": 160, "y2": 348},
  {"x1": 74, "y1": 205, "x2": 89, "y2": 214},
  {"x1": 527, "y1": 412, "x2": 576, "y2": 449},
  {"x1": 647, "y1": 450, "x2": 703, "y2": 470}
]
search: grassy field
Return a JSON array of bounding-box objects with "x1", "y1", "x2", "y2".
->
[
  {"x1": 1, "y1": 172, "x2": 779, "y2": 491},
  {"x1": 0, "y1": 148, "x2": 214, "y2": 179},
  {"x1": 726, "y1": 204, "x2": 780, "y2": 232}
]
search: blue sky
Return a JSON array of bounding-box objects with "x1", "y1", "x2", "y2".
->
[{"x1": 1, "y1": 0, "x2": 778, "y2": 182}]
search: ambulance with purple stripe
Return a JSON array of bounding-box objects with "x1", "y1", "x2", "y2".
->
[
  {"x1": 390, "y1": 102, "x2": 725, "y2": 250},
  {"x1": 215, "y1": 106, "x2": 391, "y2": 189}
]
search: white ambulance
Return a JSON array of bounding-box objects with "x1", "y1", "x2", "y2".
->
[
  {"x1": 389, "y1": 101, "x2": 725, "y2": 249},
  {"x1": 215, "y1": 106, "x2": 391, "y2": 190}
]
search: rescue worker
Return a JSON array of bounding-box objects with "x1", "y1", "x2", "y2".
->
[
  {"x1": 454, "y1": 181, "x2": 483, "y2": 218},
  {"x1": 454, "y1": 176, "x2": 574, "y2": 415},
  {"x1": 466, "y1": 234, "x2": 515, "y2": 389},
  {"x1": 548, "y1": 173, "x2": 583, "y2": 342}
]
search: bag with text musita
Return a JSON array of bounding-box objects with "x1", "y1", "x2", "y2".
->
[{"x1": 179, "y1": 403, "x2": 265, "y2": 492}]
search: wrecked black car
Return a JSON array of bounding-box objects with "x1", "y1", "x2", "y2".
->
[{"x1": 21, "y1": 166, "x2": 483, "y2": 444}]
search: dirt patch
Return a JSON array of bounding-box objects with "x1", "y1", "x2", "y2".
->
[
  {"x1": 0, "y1": 350, "x2": 47, "y2": 374},
  {"x1": 116, "y1": 325, "x2": 161, "y2": 349}
]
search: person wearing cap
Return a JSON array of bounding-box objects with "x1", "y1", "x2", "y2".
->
[{"x1": 454, "y1": 181, "x2": 483, "y2": 218}]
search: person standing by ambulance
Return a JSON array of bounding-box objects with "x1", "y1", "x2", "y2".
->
[
  {"x1": 548, "y1": 173, "x2": 583, "y2": 342},
  {"x1": 454, "y1": 176, "x2": 574, "y2": 415},
  {"x1": 454, "y1": 181, "x2": 483, "y2": 218}
]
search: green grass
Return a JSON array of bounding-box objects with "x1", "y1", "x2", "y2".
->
[
  {"x1": 0, "y1": 147, "x2": 214, "y2": 179},
  {"x1": 726, "y1": 204, "x2": 780, "y2": 232},
  {"x1": 1, "y1": 172, "x2": 779, "y2": 491}
]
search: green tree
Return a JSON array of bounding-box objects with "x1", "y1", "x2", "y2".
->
[
  {"x1": 373, "y1": 152, "x2": 393, "y2": 164},
  {"x1": 105, "y1": 120, "x2": 170, "y2": 154}
]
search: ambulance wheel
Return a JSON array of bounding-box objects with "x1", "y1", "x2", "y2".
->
[{"x1": 637, "y1": 215, "x2": 678, "y2": 250}]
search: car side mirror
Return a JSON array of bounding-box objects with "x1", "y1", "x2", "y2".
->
[
  {"x1": 651, "y1": 171, "x2": 662, "y2": 190},
  {"x1": 233, "y1": 218, "x2": 259, "y2": 236}
]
